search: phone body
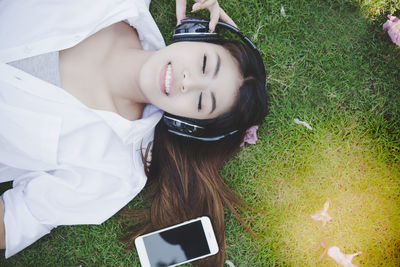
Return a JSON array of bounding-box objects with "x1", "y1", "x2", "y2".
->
[{"x1": 135, "y1": 216, "x2": 219, "y2": 267}]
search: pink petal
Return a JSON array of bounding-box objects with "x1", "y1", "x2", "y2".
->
[
  {"x1": 383, "y1": 15, "x2": 400, "y2": 46},
  {"x1": 240, "y1": 125, "x2": 259, "y2": 146},
  {"x1": 383, "y1": 20, "x2": 391, "y2": 31},
  {"x1": 390, "y1": 15, "x2": 400, "y2": 23},
  {"x1": 310, "y1": 199, "x2": 332, "y2": 228},
  {"x1": 327, "y1": 246, "x2": 361, "y2": 267}
]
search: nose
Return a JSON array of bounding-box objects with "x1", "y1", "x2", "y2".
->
[{"x1": 180, "y1": 70, "x2": 208, "y2": 93}]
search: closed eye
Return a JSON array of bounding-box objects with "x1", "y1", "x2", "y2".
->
[
  {"x1": 198, "y1": 92, "x2": 202, "y2": 111},
  {"x1": 202, "y1": 54, "x2": 207, "y2": 73}
]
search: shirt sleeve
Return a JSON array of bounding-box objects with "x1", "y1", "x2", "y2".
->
[{"x1": 2, "y1": 167, "x2": 143, "y2": 258}]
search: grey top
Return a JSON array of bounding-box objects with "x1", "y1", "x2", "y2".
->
[{"x1": 8, "y1": 52, "x2": 62, "y2": 87}]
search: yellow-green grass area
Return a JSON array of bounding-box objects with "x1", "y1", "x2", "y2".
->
[
  {"x1": 350, "y1": 0, "x2": 400, "y2": 19},
  {"x1": 223, "y1": 116, "x2": 400, "y2": 266}
]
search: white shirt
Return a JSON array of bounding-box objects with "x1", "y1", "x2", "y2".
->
[{"x1": 0, "y1": 0, "x2": 165, "y2": 258}]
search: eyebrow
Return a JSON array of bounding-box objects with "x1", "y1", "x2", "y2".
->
[
  {"x1": 209, "y1": 92, "x2": 216, "y2": 114},
  {"x1": 213, "y1": 54, "x2": 221, "y2": 78},
  {"x1": 208, "y1": 54, "x2": 220, "y2": 114}
]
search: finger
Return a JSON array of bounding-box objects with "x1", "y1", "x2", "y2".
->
[
  {"x1": 176, "y1": 0, "x2": 187, "y2": 25},
  {"x1": 195, "y1": 0, "x2": 217, "y2": 6},
  {"x1": 192, "y1": 0, "x2": 217, "y2": 12},
  {"x1": 176, "y1": 12, "x2": 186, "y2": 25},
  {"x1": 201, "y1": 0, "x2": 217, "y2": 8},
  {"x1": 208, "y1": 6, "x2": 220, "y2": 32},
  {"x1": 176, "y1": 10, "x2": 186, "y2": 25},
  {"x1": 176, "y1": 14, "x2": 187, "y2": 25},
  {"x1": 219, "y1": 8, "x2": 238, "y2": 29}
]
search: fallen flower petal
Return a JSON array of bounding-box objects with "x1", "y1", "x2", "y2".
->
[
  {"x1": 280, "y1": 5, "x2": 286, "y2": 17},
  {"x1": 225, "y1": 260, "x2": 236, "y2": 267},
  {"x1": 294, "y1": 118, "x2": 313, "y2": 130},
  {"x1": 317, "y1": 240, "x2": 328, "y2": 262},
  {"x1": 310, "y1": 199, "x2": 332, "y2": 228},
  {"x1": 383, "y1": 15, "x2": 400, "y2": 46},
  {"x1": 240, "y1": 125, "x2": 258, "y2": 146},
  {"x1": 327, "y1": 246, "x2": 362, "y2": 267}
]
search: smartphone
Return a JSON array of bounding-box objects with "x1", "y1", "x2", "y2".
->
[{"x1": 135, "y1": 216, "x2": 219, "y2": 267}]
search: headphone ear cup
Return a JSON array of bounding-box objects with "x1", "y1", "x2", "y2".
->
[{"x1": 173, "y1": 18, "x2": 220, "y2": 43}]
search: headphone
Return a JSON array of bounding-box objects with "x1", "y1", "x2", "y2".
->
[{"x1": 162, "y1": 18, "x2": 265, "y2": 141}]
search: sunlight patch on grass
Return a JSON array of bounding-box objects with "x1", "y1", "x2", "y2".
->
[
  {"x1": 350, "y1": 0, "x2": 400, "y2": 19},
  {"x1": 252, "y1": 119, "x2": 400, "y2": 266}
]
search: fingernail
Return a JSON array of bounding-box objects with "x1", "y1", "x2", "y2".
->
[{"x1": 192, "y1": 3, "x2": 200, "y2": 12}]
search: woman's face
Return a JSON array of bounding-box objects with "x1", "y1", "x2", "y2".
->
[{"x1": 139, "y1": 42, "x2": 242, "y2": 119}]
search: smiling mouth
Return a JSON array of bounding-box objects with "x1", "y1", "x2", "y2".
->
[{"x1": 165, "y1": 63, "x2": 172, "y2": 95}]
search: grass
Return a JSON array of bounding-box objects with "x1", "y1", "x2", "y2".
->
[
  {"x1": 1, "y1": 0, "x2": 400, "y2": 266},
  {"x1": 349, "y1": 0, "x2": 400, "y2": 18},
  {"x1": 224, "y1": 117, "x2": 400, "y2": 265}
]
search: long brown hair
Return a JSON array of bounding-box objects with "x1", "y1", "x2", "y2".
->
[{"x1": 121, "y1": 40, "x2": 268, "y2": 266}]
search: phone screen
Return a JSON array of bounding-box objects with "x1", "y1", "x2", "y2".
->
[{"x1": 142, "y1": 220, "x2": 211, "y2": 266}]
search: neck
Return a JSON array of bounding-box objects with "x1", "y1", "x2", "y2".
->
[{"x1": 105, "y1": 48, "x2": 154, "y2": 105}]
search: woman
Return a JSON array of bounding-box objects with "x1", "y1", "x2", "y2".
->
[{"x1": 0, "y1": 0, "x2": 267, "y2": 265}]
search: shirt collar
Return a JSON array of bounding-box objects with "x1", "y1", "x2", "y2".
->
[
  {"x1": 92, "y1": 104, "x2": 163, "y2": 145},
  {"x1": 2, "y1": 63, "x2": 163, "y2": 145}
]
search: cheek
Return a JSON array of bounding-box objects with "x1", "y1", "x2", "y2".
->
[{"x1": 163, "y1": 95, "x2": 196, "y2": 116}]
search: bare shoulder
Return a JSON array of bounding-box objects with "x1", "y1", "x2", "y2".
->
[
  {"x1": 60, "y1": 21, "x2": 141, "y2": 63},
  {"x1": 59, "y1": 21, "x2": 142, "y2": 114},
  {"x1": 99, "y1": 21, "x2": 142, "y2": 50}
]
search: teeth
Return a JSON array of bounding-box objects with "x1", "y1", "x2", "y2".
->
[{"x1": 165, "y1": 64, "x2": 171, "y2": 94}]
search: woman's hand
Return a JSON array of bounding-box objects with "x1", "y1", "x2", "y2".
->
[{"x1": 176, "y1": 0, "x2": 238, "y2": 32}]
